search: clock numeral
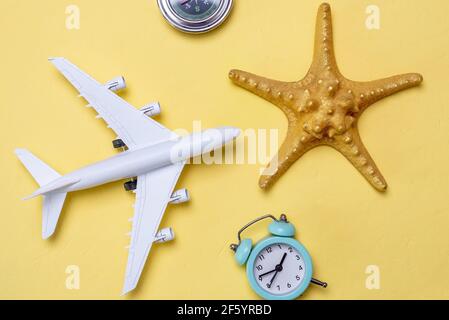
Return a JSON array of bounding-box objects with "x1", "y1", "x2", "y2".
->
[
  {"x1": 256, "y1": 265, "x2": 263, "y2": 271},
  {"x1": 258, "y1": 254, "x2": 265, "y2": 261},
  {"x1": 278, "y1": 244, "x2": 282, "y2": 250},
  {"x1": 277, "y1": 285, "x2": 281, "y2": 291},
  {"x1": 295, "y1": 255, "x2": 301, "y2": 260},
  {"x1": 266, "y1": 247, "x2": 272, "y2": 254},
  {"x1": 296, "y1": 275, "x2": 301, "y2": 281},
  {"x1": 266, "y1": 283, "x2": 271, "y2": 289},
  {"x1": 288, "y1": 247, "x2": 293, "y2": 253},
  {"x1": 299, "y1": 265, "x2": 303, "y2": 271},
  {"x1": 287, "y1": 283, "x2": 292, "y2": 288}
]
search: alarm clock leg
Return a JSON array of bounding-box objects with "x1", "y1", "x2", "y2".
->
[{"x1": 311, "y1": 278, "x2": 328, "y2": 288}]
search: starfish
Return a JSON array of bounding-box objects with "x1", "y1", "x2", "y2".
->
[{"x1": 229, "y1": 3, "x2": 423, "y2": 192}]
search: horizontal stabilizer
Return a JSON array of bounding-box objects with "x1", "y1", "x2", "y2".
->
[
  {"x1": 15, "y1": 149, "x2": 70, "y2": 238},
  {"x1": 15, "y1": 149, "x2": 60, "y2": 187},
  {"x1": 42, "y1": 192, "x2": 67, "y2": 239}
]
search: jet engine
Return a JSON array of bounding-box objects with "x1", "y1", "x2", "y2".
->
[
  {"x1": 154, "y1": 227, "x2": 175, "y2": 243},
  {"x1": 105, "y1": 76, "x2": 126, "y2": 92},
  {"x1": 170, "y1": 188, "x2": 190, "y2": 204},
  {"x1": 140, "y1": 102, "x2": 161, "y2": 117}
]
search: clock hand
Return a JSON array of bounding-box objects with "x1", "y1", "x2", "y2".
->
[
  {"x1": 267, "y1": 253, "x2": 288, "y2": 288},
  {"x1": 267, "y1": 270, "x2": 278, "y2": 288},
  {"x1": 180, "y1": 0, "x2": 192, "y2": 5},
  {"x1": 279, "y1": 252, "x2": 287, "y2": 266},
  {"x1": 258, "y1": 269, "x2": 276, "y2": 280}
]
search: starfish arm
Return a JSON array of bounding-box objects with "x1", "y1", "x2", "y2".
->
[
  {"x1": 310, "y1": 3, "x2": 338, "y2": 72},
  {"x1": 229, "y1": 69, "x2": 300, "y2": 115},
  {"x1": 354, "y1": 73, "x2": 423, "y2": 111},
  {"x1": 259, "y1": 128, "x2": 314, "y2": 189},
  {"x1": 331, "y1": 128, "x2": 387, "y2": 191}
]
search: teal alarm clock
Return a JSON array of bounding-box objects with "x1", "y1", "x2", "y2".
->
[{"x1": 230, "y1": 214, "x2": 327, "y2": 300}]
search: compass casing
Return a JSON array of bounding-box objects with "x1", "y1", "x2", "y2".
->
[{"x1": 157, "y1": 0, "x2": 233, "y2": 33}]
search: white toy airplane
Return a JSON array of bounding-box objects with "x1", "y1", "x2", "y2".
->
[{"x1": 16, "y1": 57, "x2": 240, "y2": 295}]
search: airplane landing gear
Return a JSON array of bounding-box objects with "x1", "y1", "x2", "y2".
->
[{"x1": 124, "y1": 179, "x2": 137, "y2": 191}]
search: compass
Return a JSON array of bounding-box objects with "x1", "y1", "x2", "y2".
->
[{"x1": 157, "y1": 0, "x2": 233, "y2": 33}]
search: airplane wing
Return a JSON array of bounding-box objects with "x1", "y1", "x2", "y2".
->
[
  {"x1": 122, "y1": 161, "x2": 185, "y2": 294},
  {"x1": 49, "y1": 57, "x2": 176, "y2": 149}
]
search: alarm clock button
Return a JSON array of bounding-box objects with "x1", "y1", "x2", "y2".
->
[
  {"x1": 235, "y1": 238, "x2": 252, "y2": 266},
  {"x1": 268, "y1": 221, "x2": 295, "y2": 237}
]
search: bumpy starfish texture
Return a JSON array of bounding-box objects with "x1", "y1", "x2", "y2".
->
[{"x1": 229, "y1": 3, "x2": 423, "y2": 191}]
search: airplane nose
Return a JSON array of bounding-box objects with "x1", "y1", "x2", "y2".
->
[
  {"x1": 231, "y1": 127, "x2": 241, "y2": 138},
  {"x1": 224, "y1": 126, "x2": 241, "y2": 136},
  {"x1": 194, "y1": 127, "x2": 241, "y2": 156}
]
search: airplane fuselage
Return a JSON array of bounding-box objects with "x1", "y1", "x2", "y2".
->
[
  {"x1": 64, "y1": 139, "x2": 179, "y2": 192},
  {"x1": 33, "y1": 128, "x2": 236, "y2": 197}
]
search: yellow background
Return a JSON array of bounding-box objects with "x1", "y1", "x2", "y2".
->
[{"x1": 1, "y1": 0, "x2": 448, "y2": 299}]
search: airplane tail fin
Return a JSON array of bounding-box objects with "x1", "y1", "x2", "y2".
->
[{"x1": 15, "y1": 148, "x2": 67, "y2": 239}]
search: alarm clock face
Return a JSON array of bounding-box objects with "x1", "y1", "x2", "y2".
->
[
  {"x1": 253, "y1": 243, "x2": 306, "y2": 295},
  {"x1": 246, "y1": 237, "x2": 313, "y2": 300},
  {"x1": 169, "y1": 0, "x2": 221, "y2": 22}
]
